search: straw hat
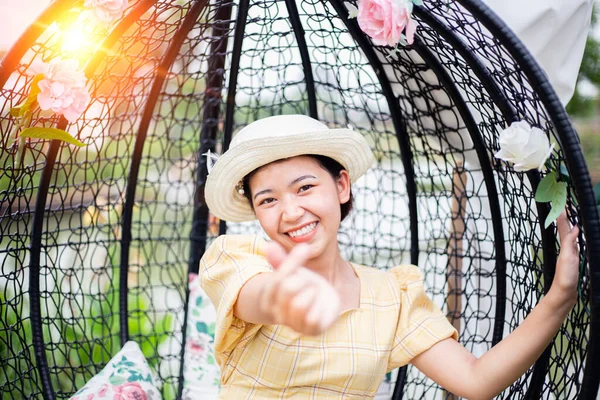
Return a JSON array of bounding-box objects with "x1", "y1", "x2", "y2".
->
[{"x1": 204, "y1": 114, "x2": 374, "y2": 222}]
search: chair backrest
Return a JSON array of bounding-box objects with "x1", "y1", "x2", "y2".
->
[{"x1": 0, "y1": 0, "x2": 598, "y2": 399}]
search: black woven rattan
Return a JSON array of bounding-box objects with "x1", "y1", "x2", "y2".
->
[{"x1": 0, "y1": 0, "x2": 599, "y2": 399}]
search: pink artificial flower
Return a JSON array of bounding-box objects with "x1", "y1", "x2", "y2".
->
[
  {"x1": 84, "y1": 0, "x2": 129, "y2": 23},
  {"x1": 27, "y1": 59, "x2": 49, "y2": 77},
  {"x1": 356, "y1": 0, "x2": 415, "y2": 46},
  {"x1": 36, "y1": 58, "x2": 90, "y2": 122},
  {"x1": 113, "y1": 382, "x2": 148, "y2": 400}
]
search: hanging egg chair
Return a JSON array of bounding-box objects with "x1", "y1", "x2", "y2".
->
[{"x1": 0, "y1": 0, "x2": 598, "y2": 398}]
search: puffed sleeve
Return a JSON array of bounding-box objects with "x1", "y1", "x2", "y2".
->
[
  {"x1": 387, "y1": 265, "x2": 458, "y2": 371},
  {"x1": 199, "y1": 234, "x2": 273, "y2": 368}
]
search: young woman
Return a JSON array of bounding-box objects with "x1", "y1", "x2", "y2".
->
[{"x1": 199, "y1": 114, "x2": 580, "y2": 399}]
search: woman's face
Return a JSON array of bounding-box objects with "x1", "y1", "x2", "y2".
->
[{"x1": 248, "y1": 156, "x2": 350, "y2": 259}]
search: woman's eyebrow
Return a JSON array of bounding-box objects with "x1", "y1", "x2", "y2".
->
[
  {"x1": 253, "y1": 175, "x2": 316, "y2": 200},
  {"x1": 253, "y1": 188, "x2": 272, "y2": 200},
  {"x1": 289, "y1": 174, "x2": 316, "y2": 186}
]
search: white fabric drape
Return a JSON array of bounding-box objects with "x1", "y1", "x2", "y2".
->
[{"x1": 483, "y1": 0, "x2": 594, "y2": 105}]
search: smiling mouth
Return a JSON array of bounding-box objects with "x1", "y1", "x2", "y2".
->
[{"x1": 286, "y1": 222, "x2": 318, "y2": 238}]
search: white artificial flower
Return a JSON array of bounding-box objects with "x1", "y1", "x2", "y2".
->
[{"x1": 494, "y1": 121, "x2": 554, "y2": 172}]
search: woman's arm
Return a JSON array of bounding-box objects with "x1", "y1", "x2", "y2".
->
[{"x1": 411, "y1": 212, "x2": 580, "y2": 400}]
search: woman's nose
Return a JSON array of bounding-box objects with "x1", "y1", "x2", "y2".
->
[{"x1": 281, "y1": 196, "x2": 303, "y2": 221}]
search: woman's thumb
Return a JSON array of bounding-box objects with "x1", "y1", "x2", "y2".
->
[{"x1": 266, "y1": 241, "x2": 288, "y2": 270}]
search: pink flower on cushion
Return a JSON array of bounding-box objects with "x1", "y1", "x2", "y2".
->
[
  {"x1": 189, "y1": 273, "x2": 204, "y2": 296},
  {"x1": 36, "y1": 59, "x2": 90, "y2": 122},
  {"x1": 98, "y1": 384, "x2": 109, "y2": 397},
  {"x1": 84, "y1": 0, "x2": 129, "y2": 23},
  {"x1": 113, "y1": 382, "x2": 148, "y2": 400},
  {"x1": 356, "y1": 0, "x2": 416, "y2": 46},
  {"x1": 186, "y1": 333, "x2": 212, "y2": 356},
  {"x1": 187, "y1": 340, "x2": 206, "y2": 355}
]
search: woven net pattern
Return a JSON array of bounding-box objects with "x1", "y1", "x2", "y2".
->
[{"x1": 0, "y1": 0, "x2": 595, "y2": 399}]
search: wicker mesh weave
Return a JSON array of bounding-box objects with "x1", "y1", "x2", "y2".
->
[{"x1": 0, "y1": 0, "x2": 598, "y2": 399}]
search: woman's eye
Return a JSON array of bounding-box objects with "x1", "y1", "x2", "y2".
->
[
  {"x1": 299, "y1": 184, "x2": 313, "y2": 193},
  {"x1": 259, "y1": 197, "x2": 276, "y2": 206}
]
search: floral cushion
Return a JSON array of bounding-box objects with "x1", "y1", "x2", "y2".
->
[
  {"x1": 182, "y1": 273, "x2": 220, "y2": 399},
  {"x1": 69, "y1": 341, "x2": 161, "y2": 400}
]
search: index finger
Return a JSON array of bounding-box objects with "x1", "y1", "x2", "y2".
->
[
  {"x1": 274, "y1": 244, "x2": 312, "y2": 279},
  {"x1": 265, "y1": 244, "x2": 312, "y2": 317}
]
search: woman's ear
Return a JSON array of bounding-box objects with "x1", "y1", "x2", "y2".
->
[{"x1": 336, "y1": 170, "x2": 351, "y2": 204}]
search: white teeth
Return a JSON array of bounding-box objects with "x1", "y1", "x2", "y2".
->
[{"x1": 288, "y1": 222, "x2": 317, "y2": 238}]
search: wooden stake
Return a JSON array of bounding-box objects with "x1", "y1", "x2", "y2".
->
[{"x1": 444, "y1": 161, "x2": 468, "y2": 400}]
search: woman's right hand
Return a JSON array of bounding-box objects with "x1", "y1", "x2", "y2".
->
[{"x1": 259, "y1": 242, "x2": 341, "y2": 336}]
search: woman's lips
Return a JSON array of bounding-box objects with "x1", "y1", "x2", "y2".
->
[{"x1": 286, "y1": 221, "x2": 319, "y2": 243}]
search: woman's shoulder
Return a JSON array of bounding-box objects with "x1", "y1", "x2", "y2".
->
[
  {"x1": 205, "y1": 234, "x2": 268, "y2": 255},
  {"x1": 352, "y1": 263, "x2": 424, "y2": 289},
  {"x1": 199, "y1": 234, "x2": 273, "y2": 286},
  {"x1": 352, "y1": 263, "x2": 422, "y2": 277},
  {"x1": 388, "y1": 264, "x2": 423, "y2": 280}
]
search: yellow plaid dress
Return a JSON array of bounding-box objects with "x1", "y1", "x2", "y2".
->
[{"x1": 199, "y1": 235, "x2": 458, "y2": 399}]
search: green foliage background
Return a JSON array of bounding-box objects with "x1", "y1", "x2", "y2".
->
[
  {"x1": 567, "y1": 5, "x2": 600, "y2": 119},
  {"x1": 567, "y1": 4, "x2": 600, "y2": 184}
]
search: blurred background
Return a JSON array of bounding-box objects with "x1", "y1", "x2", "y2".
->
[{"x1": 567, "y1": 4, "x2": 600, "y2": 182}]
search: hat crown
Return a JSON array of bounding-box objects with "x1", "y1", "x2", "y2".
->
[{"x1": 230, "y1": 115, "x2": 330, "y2": 148}]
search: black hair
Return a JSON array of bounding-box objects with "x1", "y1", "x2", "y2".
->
[{"x1": 242, "y1": 154, "x2": 354, "y2": 221}]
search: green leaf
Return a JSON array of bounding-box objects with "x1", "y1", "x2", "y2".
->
[
  {"x1": 196, "y1": 322, "x2": 208, "y2": 334},
  {"x1": 19, "y1": 127, "x2": 85, "y2": 147},
  {"x1": 10, "y1": 101, "x2": 32, "y2": 118},
  {"x1": 544, "y1": 182, "x2": 568, "y2": 229},
  {"x1": 128, "y1": 372, "x2": 142, "y2": 382},
  {"x1": 109, "y1": 375, "x2": 127, "y2": 385},
  {"x1": 559, "y1": 164, "x2": 570, "y2": 179},
  {"x1": 195, "y1": 296, "x2": 203, "y2": 307},
  {"x1": 535, "y1": 172, "x2": 558, "y2": 202},
  {"x1": 10, "y1": 74, "x2": 44, "y2": 118},
  {"x1": 207, "y1": 353, "x2": 215, "y2": 365}
]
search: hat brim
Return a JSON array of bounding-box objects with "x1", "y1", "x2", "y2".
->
[{"x1": 204, "y1": 128, "x2": 375, "y2": 222}]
